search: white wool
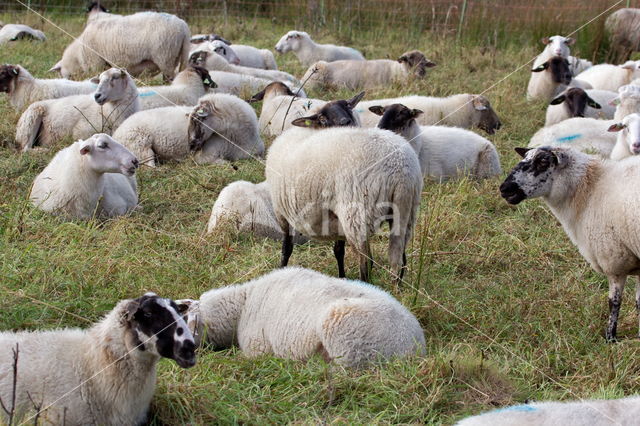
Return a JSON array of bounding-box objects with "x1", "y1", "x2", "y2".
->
[
  {"x1": 544, "y1": 89, "x2": 617, "y2": 126},
  {"x1": 0, "y1": 24, "x2": 45, "y2": 44},
  {"x1": 274, "y1": 30, "x2": 365, "y2": 67},
  {"x1": 568, "y1": 56, "x2": 593, "y2": 75},
  {"x1": 137, "y1": 67, "x2": 213, "y2": 110},
  {"x1": 575, "y1": 61, "x2": 640, "y2": 92},
  {"x1": 606, "y1": 8, "x2": 640, "y2": 63},
  {"x1": 207, "y1": 70, "x2": 302, "y2": 97}
]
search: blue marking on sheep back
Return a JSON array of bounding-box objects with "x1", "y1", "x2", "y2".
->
[
  {"x1": 555, "y1": 134, "x2": 582, "y2": 143},
  {"x1": 138, "y1": 91, "x2": 157, "y2": 98},
  {"x1": 491, "y1": 405, "x2": 538, "y2": 414}
]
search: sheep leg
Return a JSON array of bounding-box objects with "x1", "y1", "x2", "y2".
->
[
  {"x1": 355, "y1": 239, "x2": 372, "y2": 282},
  {"x1": 279, "y1": 219, "x2": 293, "y2": 268},
  {"x1": 606, "y1": 274, "x2": 626, "y2": 342},
  {"x1": 388, "y1": 218, "x2": 407, "y2": 285},
  {"x1": 333, "y1": 240, "x2": 346, "y2": 278}
]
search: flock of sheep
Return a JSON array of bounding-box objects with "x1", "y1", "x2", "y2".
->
[{"x1": 3, "y1": 2, "x2": 640, "y2": 424}]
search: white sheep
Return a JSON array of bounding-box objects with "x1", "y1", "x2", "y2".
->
[
  {"x1": 0, "y1": 64, "x2": 96, "y2": 111},
  {"x1": 302, "y1": 50, "x2": 436, "y2": 91},
  {"x1": 274, "y1": 30, "x2": 365, "y2": 67},
  {"x1": 501, "y1": 146, "x2": 640, "y2": 341},
  {"x1": 0, "y1": 23, "x2": 45, "y2": 44},
  {"x1": 51, "y1": 12, "x2": 190, "y2": 80},
  {"x1": 0, "y1": 293, "x2": 195, "y2": 425},
  {"x1": 370, "y1": 103, "x2": 501, "y2": 180},
  {"x1": 207, "y1": 70, "x2": 302, "y2": 97},
  {"x1": 138, "y1": 66, "x2": 216, "y2": 110},
  {"x1": 527, "y1": 56, "x2": 592, "y2": 102},
  {"x1": 30, "y1": 134, "x2": 138, "y2": 220},
  {"x1": 606, "y1": 8, "x2": 640, "y2": 63},
  {"x1": 575, "y1": 60, "x2": 640, "y2": 91},
  {"x1": 455, "y1": 395, "x2": 640, "y2": 426},
  {"x1": 207, "y1": 39, "x2": 278, "y2": 70},
  {"x1": 609, "y1": 113, "x2": 640, "y2": 160},
  {"x1": 357, "y1": 93, "x2": 502, "y2": 134},
  {"x1": 531, "y1": 35, "x2": 591, "y2": 75},
  {"x1": 207, "y1": 180, "x2": 308, "y2": 244},
  {"x1": 176, "y1": 267, "x2": 425, "y2": 368},
  {"x1": 545, "y1": 87, "x2": 617, "y2": 126},
  {"x1": 16, "y1": 68, "x2": 139, "y2": 151},
  {"x1": 568, "y1": 56, "x2": 593, "y2": 75}
]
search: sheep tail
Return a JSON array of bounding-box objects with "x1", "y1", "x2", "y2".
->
[
  {"x1": 475, "y1": 144, "x2": 502, "y2": 179},
  {"x1": 16, "y1": 103, "x2": 45, "y2": 152}
]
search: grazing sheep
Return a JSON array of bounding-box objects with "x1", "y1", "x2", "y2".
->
[
  {"x1": 266, "y1": 96, "x2": 422, "y2": 282},
  {"x1": 16, "y1": 68, "x2": 139, "y2": 151},
  {"x1": 207, "y1": 39, "x2": 278, "y2": 70},
  {"x1": 138, "y1": 66, "x2": 217, "y2": 110},
  {"x1": 575, "y1": 60, "x2": 640, "y2": 92},
  {"x1": 606, "y1": 8, "x2": 640, "y2": 63},
  {"x1": 207, "y1": 180, "x2": 307, "y2": 244},
  {"x1": 456, "y1": 395, "x2": 640, "y2": 426},
  {"x1": 302, "y1": 50, "x2": 436, "y2": 91},
  {"x1": 0, "y1": 23, "x2": 45, "y2": 44},
  {"x1": 274, "y1": 31, "x2": 365, "y2": 67},
  {"x1": 176, "y1": 267, "x2": 425, "y2": 368},
  {"x1": 30, "y1": 134, "x2": 138, "y2": 220},
  {"x1": 527, "y1": 56, "x2": 592, "y2": 102},
  {"x1": 501, "y1": 146, "x2": 640, "y2": 341},
  {"x1": 545, "y1": 87, "x2": 617, "y2": 126},
  {"x1": 609, "y1": 113, "x2": 640, "y2": 160},
  {"x1": 357, "y1": 93, "x2": 501, "y2": 134},
  {"x1": 0, "y1": 64, "x2": 96, "y2": 111},
  {"x1": 371, "y1": 103, "x2": 501, "y2": 180},
  {"x1": 51, "y1": 12, "x2": 190, "y2": 80},
  {"x1": 0, "y1": 293, "x2": 195, "y2": 425}
]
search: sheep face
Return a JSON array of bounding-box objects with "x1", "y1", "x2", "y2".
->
[
  {"x1": 531, "y1": 56, "x2": 572, "y2": 85},
  {"x1": 550, "y1": 88, "x2": 601, "y2": 118},
  {"x1": 275, "y1": 31, "x2": 308, "y2": 53},
  {"x1": 471, "y1": 95, "x2": 502, "y2": 134},
  {"x1": 188, "y1": 101, "x2": 219, "y2": 151},
  {"x1": 0, "y1": 64, "x2": 19, "y2": 93},
  {"x1": 398, "y1": 50, "x2": 436, "y2": 77},
  {"x1": 500, "y1": 147, "x2": 566, "y2": 204},
  {"x1": 210, "y1": 40, "x2": 241, "y2": 65},
  {"x1": 79, "y1": 134, "x2": 139, "y2": 176},
  {"x1": 93, "y1": 68, "x2": 131, "y2": 105},
  {"x1": 609, "y1": 113, "x2": 640, "y2": 154},
  {"x1": 291, "y1": 91, "x2": 365, "y2": 128},
  {"x1": 370, "y1": 103, "x2": 422, "y2": 133},
  {"x1": 123, "y1": 293, "x2": 197, "y2": 369},
  {"x1": 542, "y1": 35, "x2": 574, "y2": 58},
  {"x1": 248, "y1": 81, "x2": 296, "y2": 102}
]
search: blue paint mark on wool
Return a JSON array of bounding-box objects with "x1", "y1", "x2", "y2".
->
[
  {"x1": 138, "y1": 91, "x2": 157, "y2": 98},
  {"x1": 555, "y1": 134, "x2": 582, "y2": 143},
  {"x1": 490, "y1": 405, "x2": 538, "y2": 414}
]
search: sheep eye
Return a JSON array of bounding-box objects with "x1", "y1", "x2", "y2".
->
[{"x1": 98, "y1": 142, "x2": 109, "y2": 149}]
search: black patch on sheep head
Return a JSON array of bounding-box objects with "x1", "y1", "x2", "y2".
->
[
  {"x1": 123, "y1": 293, "x2": 196, "y2": 369},
  {"x1": 550, "y1": 87, "x2": 601, "y2": 118},
  {"x1": 291, "y1": 91, "x2": 365, "y2": 128},
  {"x1": 248, "y1": 81, "x2": 295, "y2": 103},
  {"x1": 472, "y1": 95, "x2": 502, "y2": 134},
  {"x1": 86, "y1": 1, "x2": 109, "y2": 13},
  {"x1": 398, "y1": 50, "x2": 436, "y2": 77},
  {"x1": 531, "y1": 56, "x2": 572, "y2": 85},
  {"x1": 189, "y1": 51, "x2": 208, "y2": 67},
  {"x1": 500, "y1": 147, "x2": 563, "y2": 205},
  {"x1": 0, "y1": 64, "x2": 19, "y2": 93},
  {"x1": 371, "y1": 103, "x2": 423, "y2": 133},
  {"x1": 189, "y1": 65, "x2": 217, "y2": 89}
]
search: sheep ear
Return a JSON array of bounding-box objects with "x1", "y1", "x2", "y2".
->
[
  {"x1": 549, "y1": 94, "x2": 566, "y2": 105},
  {"x1": 514, "y1": 147, "x2": 531, "y2": 158},
  {"x1": 248, "y1": 88, "x2": 266, "y2": 103},
  {"x1": 609, "y1": 97, "x2": 621, "y2": 106},
  {"x1": 79, "y1": 142, "x2": 92, "y2": 155},
  {"x1": 174, "y1": 299, "x2": 195, "y2": 315},
  {"x1": 621, "y1": 61, "x2": 636, "y2": 70},
  {"x1": 90, "y1": 76, "x2": 100, "y2": 84},
  {"x1": 49, "y1": 61, "x2": 62, "y2": 73},
  {"x1": 291, "y1": 114, "x2": 319, "y2": 128},
  {"x1": 124, "y1": 299, "x2": 141, "y2": 322},
  {"x1": 531, "y1": 63, "x2": 549, "y2": 72},
  {"x1": 608, "y1": 123, "x2": 626, "y2": 132},
  {"x1": 346, "y1": 91, "x2": 366, "y2": 109},
  {"x1": 565, "y1": 37, "x2": 575, "y2": 46},
  {"x1": 411, "y1": 108, "x2": 423, "y2": 117},
  {"x1": 586, "y1": 97, "x2": 601, "y2": 109},
  {"x1": 397, "y1": 55, "x2": 407, "y2": 63},
  {"x1": 368, "y1": 106, "x2": 385, "y2": 116},
  {"x1": 472, "y1": 96, "x2": 488, "y2": 110},
  {"x1": 424, "y1": 60, "x2": 437, "y2": 68},
  {"x1": 541, "y1": 37, "x2": 550, "y2": 45}
]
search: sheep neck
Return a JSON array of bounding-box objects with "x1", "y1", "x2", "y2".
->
[{"x1": 101, "y1": 84, "x2": 140, "y2": 132}]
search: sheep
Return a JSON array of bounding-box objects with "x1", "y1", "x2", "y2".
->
[
  {"x1": 137, "y1": 66, "x2": 217, "y2": 110},
  {"x1": 266, "y1": 95, "x2": 422, "y2": 283},
  {"x1": 357, "y1": 93, "x2": 501, "y2": 134},
  {"x1": 609, "y1": 113, "x2": 640, "y2": 160},
  {"x1": 370, "y1": 103, "x2": 501, "y2": 180},
  {"x1": 545, "y1": 87, "x2": 617, "y2": 126},
  {"x1": 574, "y1": 60, "x2": 640, "y2": 92},
  {"x1": 190, "y1": 33, "x2": 232, "y2": 47},
  {"x1": 175, "y1": 267, "x2": 425, "y2": 368},
  {"x1": 568, "y1": 56, "x2": 593, "y2": 76},
  {"x1": 207, "y1": 180, "x2": 308, "y2": 244},
  {"x1": 274, "y1": 30, "x2": 365, "y2": 67},
  {"x1": 501, "y1": 146, "x2": 640, "y2": 341},
  {"x1": 526, "y1": 56, "x2": 592, "y2": 102},
  {"x1": 0, "y1": 64, "x2": 96, "y2": 111},
  {"x1": 302, "y1": 50, "x2": 436, "y2": 91},
  {"x1": 0, "y1": 292, "x2": 195, "y2": 425},
  {"x1": 16, "y1": 68, "x2": 139, "y2": 151},
  {"x1": 30, "y1": 134, "x2": 138, "y2": 220},
  {"x1": 0, "y1": 23, "x2": 45, "y2": 44},
  {"x1": 610, "y1": 83, "x2": 640, "y2": 120},
  {"x1": 51, "y1": 12, "x2": 190, "y2": 80},
  {"x1": 455, "y1": 395, "x2": 640, "y2": 426},
  {"x1": 531, "y1": 35, "x2": 591, "y2": 75},
  {"x1": 207, "y1": 39, "x2": 278, "y2": 70},
  {"x1": 605, "y1": 8, "x2": 640, "y2": 63},
  {"x1": 189, "y1": 43, "x2": 298, "y2": 84},
  {"x1": 208, "y1": 70, "x2": 303, "y2": 97}
]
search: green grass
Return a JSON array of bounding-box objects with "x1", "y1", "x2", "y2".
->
[{"x1": 2, "y1": 11, "x2": 640, "y2": 426}]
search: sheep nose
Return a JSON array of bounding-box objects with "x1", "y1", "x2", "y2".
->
[
  {"x1": 632, "y1": 142, "x2": 640, "y2": 150},
  {"x1": 94, "y1": 93, "x2": 103, "y2": 103}
]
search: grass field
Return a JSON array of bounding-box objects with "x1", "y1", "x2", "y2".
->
[{"x1": 1, "y1": 9, "x2": 640, "y2": 425}]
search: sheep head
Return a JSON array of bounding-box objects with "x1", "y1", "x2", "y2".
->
[
  {"x1": 398, "y1": 50, "x2": 436, "y2": 77},
  {"x1": 0, "y1": 64, "x2": 20, "y2": 93},
  {"x1": 370, "y1": 103, "x2": 423, "y2": 134},
  {"x1": 291, "y1": 91, "x2": 365, "y2": 129}
]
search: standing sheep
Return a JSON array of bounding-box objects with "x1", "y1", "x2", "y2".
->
[
  {"x1": 137, "y1": 66, "x2": 217, "y2": 110},
  {"x1": 16, "y1": 68, "x2": 139, "y2": 151},
  {"x1": 30, "y1": 134, "x2": 138, "y2": 220},
  {"x1": 274, "y1": 31, "x2": 365, "y2": 67},
  {"x1": 609, "y1": 113, "x2": 640, "y2": 160},
  {"x1": 302, "y1": 50, "x2": 436, "y2": 91},
  {"x1": 0, "y1": 23, "x2": 45, "y2": 44},
  {"x1": 176, "y1": 267, "x2": 425, "y2": 368},
  {"x1": 605, "y1": 8, "x2": 640, "y2": 63},
  {"x1": 527, "y1": 56, "x2": 591, "y2": 102},
  {"x1": 500, "y1": 146, "x2": 640, "y2": 341},
  {"x1": 0, "y1": 293, "x2": 196, "y2": 425},
  {"x1": 51, "y1": 12, "x2": 190, "y2": 80},
  {"x1": 574, "y1": 60, "x2": 640, "y2": 92},
  {"x1": 545, "y1": 87, "x2": 617, "y2": 126}
]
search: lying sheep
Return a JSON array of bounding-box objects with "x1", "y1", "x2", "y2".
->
[
  {"x1": 176, "y1": 267, "x2": 425, "y2": 368},
  {"x1": 274, "y1": 30, "x2": 365, "y2": 67},
  {"x1": 207, "y1": 39, "x2": 278, "y2": 70},
  {"x1": 371, "y1": 103, "x2": 501, "y2": 180},
  {"x1": 138, "y1": 66, "x2": 217, "y2": 110},
  {"x1": 266, "y1": 95, "x2": 422, "y2": 282},
  {"x1": 0, "y1": 292, "x2": 195, "y2": 425},
  {"x1": 0, "y1": 23, "x2": 45, "y2": 44},
  {"x1": 610, "y1": 83, "x2": 640, "y2": 119},
  {"x1": 545, "y1": 87, "x2": 617, "y2": 126},
  {"x1": 575, "y1": 60, "x2": 640, "y2": 92},
  {"x1": 456, "y1": 395, "x2": 640, "y2": 426},
  {"x1": 358, "y1": 93, "x2": 501, "y2": 134},
  {"x1": 606, "y1": 8, "x2": 640, "y2": 63},
  {"x1": 207, "y1": 180, "x2": 307, "y2": 244},
  {"x1": 51, "y1": 12, "x2": 190, "y2": 80},
  {"x1": 568, "y1": 56, "x2": 593, "y2": 76},
  {"x1": 501, "y1": 146, "x2": 640, "y2": 341},
  {"x1": 527, "y1": 56, "x2": 592, "y2": 101},
  {"x1": 609, "y1": 113, "x2": 640, "y2": 160},
  {"x1": 532, "y1": 36, "x2": 591, "y2": 76},
  {"x1": 0, "y1": 64, "x2": 96, "y2": 111},
  {"x1": 208, "y1": 70, "x2": 302, "y2": 97},
  {"x1": 16, "y1": 68, "x2": 139, "y2": 151},
  {"x1": 30, "y1": 134, "x2": 138, "y2": 220},
  {"x1": 302, "y1": 50, "x2": 436, "y2": 91}
]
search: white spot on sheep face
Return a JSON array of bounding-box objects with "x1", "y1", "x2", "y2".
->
[
  {"x1": 500, "y1": 147, "x2": 561, "y2": 204},
  {"x1": 79, "y1": 134, "x2": 139, "y2": 176}
]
